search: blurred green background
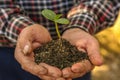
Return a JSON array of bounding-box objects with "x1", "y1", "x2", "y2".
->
[{"x1": 92, "y1": 12, "x2": 120, "y2": 80}]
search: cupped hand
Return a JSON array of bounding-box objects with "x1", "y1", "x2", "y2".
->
[
  {"x1": 14, "y1": 24, "x2": 63, "y2": 80},
  {"x1": 62, "y1": 28, "x2": 103, "y2": 79}
]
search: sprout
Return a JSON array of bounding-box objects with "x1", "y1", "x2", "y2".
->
[{"x1": 41, "y1": 9, "x2": 69, "y2": 38}]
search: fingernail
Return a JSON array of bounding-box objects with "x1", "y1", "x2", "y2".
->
[
  {"x1": 56, "y1": 78, "x2": 65, "y2": 80},
  {"x1": 23, "y1": 45, "x2": 29, "y2": 55},
  {"x1": 63, "y1": 74, "x2": 70, "y2": 78},
  {"x1": 73, "y1": 69, "x2": 80, "y2": 72}
]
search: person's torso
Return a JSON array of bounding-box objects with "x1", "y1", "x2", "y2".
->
[{"x1": 17, "y1": 0, "x2": 75, "y2": 39}]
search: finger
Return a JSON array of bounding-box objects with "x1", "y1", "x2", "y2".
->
[
  {"x1": 75, "y1": 39, "x2": 86, "y2": 51},
  {"x1": 38, "y1": 75, "x2": 56, "y2": 80},
  {"x1": 62, "y1": 60, "x2": 93, "y2": 78},
  {"x1": 23, "y1": 42, "x2": 33, "y2": 55},
  {"x1": 66, "y1": 78, "x2": 72, "y2": 80},
  {"x1": 18, "y1": 24, "x2": 52, "y2": 55},
  {"x1": 23, "y1": 41, "x2": 42, "y2": 55},
  {"x1": 62, "y1": 67, "x2": 85, "y2": 79},
  {"x1": 70, "y1": 72, "x2": 85, "y2": 79},
  {"x1": 86, "y1": 40, "x2": 103, "y2": 66},
  {"x1": 40, "y1": 63, "x2": 62, "y2": 78},
  {"x1": 62, "y1": 67, "x2": 72, "y2": 78},
  {"x1": 75, "y1": 39, "x2": 103, "y2": 66},
  {"x1": 71, "y1": 60, "x2": 94, "y2": 73},
  {"x1": 32, "y1": 42, "x2": 42, "y2": 49},
  {"x1": 71, "y1": 62, "x2": 85, "y2": 73},
  {"x1": 56, "y1": 77, "x2": 66, "y2": 80},
  {"x1": 17, "y1": 33, "x2": 33, "y2": 55},
  {"x1": 17, "y1": 28, "x2": 33, "y2": 55},
  {"x1": 20, "y1": 40, "x2": 42, "y2": 55},
  {"x1": 19, "y1": 56, "x2": 47, "y2": 75},
  {"x1": 15, "y1": 47, "x2": 47, "y2": 76}
]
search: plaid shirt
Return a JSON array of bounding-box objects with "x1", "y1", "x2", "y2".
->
[{"x1": 0, "y1": 0, "x2": 120, "y2": 47}]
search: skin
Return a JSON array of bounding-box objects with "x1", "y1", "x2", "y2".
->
[
  {"x1": 15, "y1": 24, "x2": 64, "y2": 80},
  {"x1": 62, "y1": 28, "x2": 103, "y2": 79},
  {"x1": 14, "y1": 24, "x2": 103, "y2": 80}
]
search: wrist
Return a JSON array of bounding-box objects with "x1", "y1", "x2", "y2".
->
[{"x1": 62, "y1": 27, "x2": 88, "y2": 36}]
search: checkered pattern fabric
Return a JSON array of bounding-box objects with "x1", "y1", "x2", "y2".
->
[{"x1": 0, "y1": 0, "x2": 120, "y2": 47}]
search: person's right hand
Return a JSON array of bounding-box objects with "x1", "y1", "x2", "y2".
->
[
  {"x1": 62, "y1": 28, "x2": 103, "y2": 79},
  {"x1": 14, "y1": 24, "x2": 64, "y2": 80}
]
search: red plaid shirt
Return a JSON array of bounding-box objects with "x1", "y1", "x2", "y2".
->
[{"x1": 0, "y1": 0, "x2": 120, "y2": 47}]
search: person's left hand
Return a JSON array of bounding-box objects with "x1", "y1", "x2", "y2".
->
[
  {"x1": 62, "y1": 28, "x2": 103, "y2": 79},
  {"x1": 14, "y1": 24, "x2": 64, "y2": 80}
]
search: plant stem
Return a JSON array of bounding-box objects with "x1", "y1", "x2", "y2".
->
[{"x1": 55, "y1": 22, "x2": 61, "y2": 38}]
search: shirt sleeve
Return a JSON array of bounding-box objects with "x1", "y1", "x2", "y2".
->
[
  {"x1": 66, "y1": 0, "x2": 119, "y2": 34},
  {"x1": 0, "y1": 0, "x2": 34, "y2": 46}
]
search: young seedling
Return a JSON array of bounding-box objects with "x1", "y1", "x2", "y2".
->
[
  {"x1": 34, "y1": 9, "x2": 89, "y2": 69},
  {"x1": 41, "y1": 9, "x2": 69, "y2": 38}
]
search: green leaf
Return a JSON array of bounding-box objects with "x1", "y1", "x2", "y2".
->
[
  {"x1": 55, "y1": 14, "x2": 62, "y2": 20},
  {"x1": 41, "y1": 9, "x2": 56, "y2": 21},
  {"x1": 55, "y1": 18, "x2": 69, "y2": 24}
]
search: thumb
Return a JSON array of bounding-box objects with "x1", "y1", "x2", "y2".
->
[
  {"x1": 23, "y1": 41, "x2": 33, "y2": 55},
  {"x1": 87, "y1": 42, "x2": 103, "y2": 66},
  {"x1": 23, "y1": 41, "x2": 42, "y2": 55}
]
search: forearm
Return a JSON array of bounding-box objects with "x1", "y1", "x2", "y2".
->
[
  {"x1": 0, "y1": 1, "x2": 34, "y2": 46},
  {"x1": 66, "y1": 0, "x2": 119, "y2": 34}
]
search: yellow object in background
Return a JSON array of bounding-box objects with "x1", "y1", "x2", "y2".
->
[
  {"x1": 92, "y1": 12, "x2": 120, "y2": 80},
  {"x1": 96, "y1": 11, "x2": 120, "y2": 55}
]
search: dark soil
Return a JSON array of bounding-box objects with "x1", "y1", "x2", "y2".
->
[{"x1": 34, "y1": 38, "x2": 89, "y2": 69}]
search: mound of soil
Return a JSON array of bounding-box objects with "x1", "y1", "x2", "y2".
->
[{"x1": 34, "y1": 38, "x2": 89, "y2": 69}]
